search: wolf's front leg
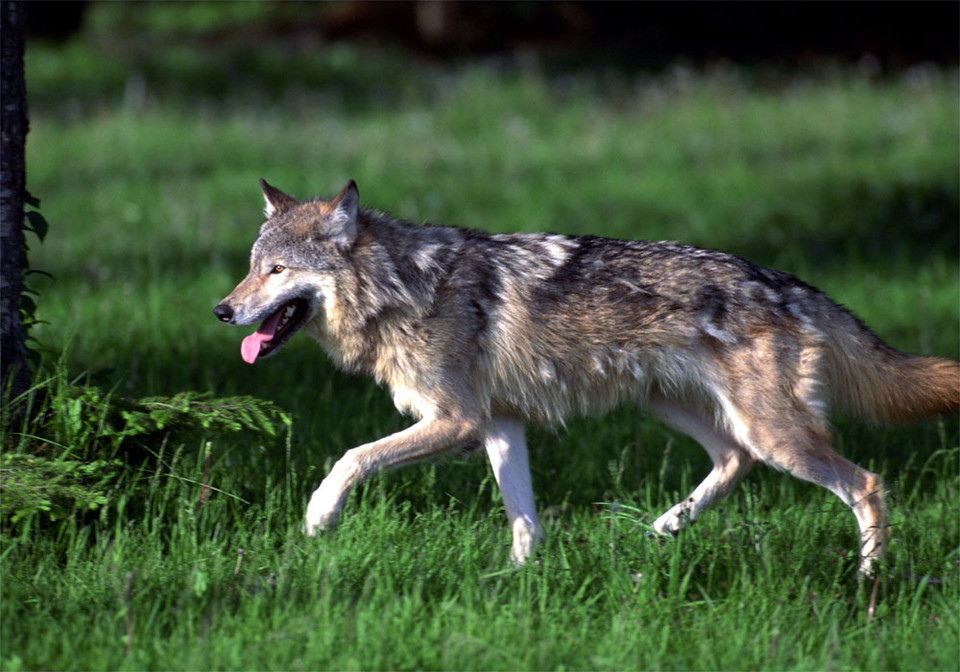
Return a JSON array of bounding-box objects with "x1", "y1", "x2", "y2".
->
[
  {"x1": 483, "y1": 416, "x2": 543, "y2": 565},
  {"x1": 304, "y1": 416, "x2": 479, "y2": 536}
]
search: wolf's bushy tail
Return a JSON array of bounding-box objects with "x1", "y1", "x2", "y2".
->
[{"x1": 825, "y1": 321, "x2": 959, "y2": 423}]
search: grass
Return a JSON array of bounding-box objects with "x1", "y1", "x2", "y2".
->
[{"x1": 3, "y1": 5, "x2": 959, "y2": 670}]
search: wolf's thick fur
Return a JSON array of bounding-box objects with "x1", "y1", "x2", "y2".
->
[{"x1": 215, "y1": 180, "x2": 959, "y2": 574}]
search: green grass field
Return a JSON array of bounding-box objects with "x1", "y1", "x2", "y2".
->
[{"x1": 3, "y1": 6, "x2": 959, "y2": 670}]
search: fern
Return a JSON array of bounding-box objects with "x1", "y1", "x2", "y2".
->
[
  {"x1": 116, "y1": 392, "x2": 291, "y2": 440},
  {"x1": 1, "y1": 372, "x2": 293, "y2": 527},
  {"x1": 0, "y1": 453, "x2": 118, "y2": 523}
]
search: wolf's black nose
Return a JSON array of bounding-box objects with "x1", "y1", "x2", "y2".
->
[{"x1": 213, "y1": 303, "x2": 234, "y2": 323}]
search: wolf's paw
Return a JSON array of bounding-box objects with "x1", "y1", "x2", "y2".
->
[
  {"x1": 303, "y1": 516, "x2": 337, "y2": 537},
  {"x1": 652, "y1": 505, "x2": 690, "y2": 537},
  {"x1": 303, "y1": 509, "x2": 340, "y2": 537},
  {"x1": 303, "y1": 490, "x2": 343, "y2": 536},
  {"x1": 857, "y1": 529, "x2": 888, "y2": 577},
  {"x1": 509, "y1": 516, "x2": 544, "y2": 566}
]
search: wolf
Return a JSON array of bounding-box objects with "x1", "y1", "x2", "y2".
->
[{"x1": 214, "y1": 179, "x2": 959, "y2": 575}]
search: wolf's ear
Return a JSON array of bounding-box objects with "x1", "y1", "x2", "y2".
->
[
  {"x1": 326, "y1": 179, "x2": 359, "y2": 248},
  {"x1": 260, "y1": 178, "x2": 297, "y2": 218}
]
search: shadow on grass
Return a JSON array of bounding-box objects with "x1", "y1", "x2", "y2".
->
[
  {"x1": 27, "y1": 39, "x2": 434, "y2": 117},
  {"x1": 802, "y1": 180, "x2": 955, "y2": 261}
]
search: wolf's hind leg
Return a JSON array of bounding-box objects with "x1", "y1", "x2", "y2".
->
[
  {"x1": 484, "y1": 416, "x2": 544, "y2": 565},
  {"x1": 304, "y1": 416, "x2": 479, "y2": 535},
  {"x1": 718, "y1": 393, "x2": 889, "y2": 575},
  {"x1": 648, "y1": 399, "x2": 756, "y2": 535}
]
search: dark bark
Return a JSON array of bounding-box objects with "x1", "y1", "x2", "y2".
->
[{"x1": 1, "y1": 0, "x2": 31, "y2": 403}]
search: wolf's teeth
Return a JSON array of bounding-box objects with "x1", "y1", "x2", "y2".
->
[{"x1": 284, "y1": 305, "x2": 296, "y2": 318}]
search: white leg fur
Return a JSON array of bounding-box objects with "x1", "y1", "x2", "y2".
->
[
  {"x1": 304, "y1": 451, "x2": 359, "y2": 534},
  {"x1": 304, "y1": 416, "x2": 479, "y2": 536},
  {"x1": 649, "y1": 399, "x2": 755, "y2": 535},
  {"x1": 483, "y1": 416, "x2": 543, "y2": 565}
]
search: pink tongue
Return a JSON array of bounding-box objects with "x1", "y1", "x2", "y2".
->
[{"x1": 241, "y1": 308, "x2": 284, "y2": 364}]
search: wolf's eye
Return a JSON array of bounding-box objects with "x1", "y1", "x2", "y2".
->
[{"x1": 271, "y1": 264, "x2": 286, "y2": 274}]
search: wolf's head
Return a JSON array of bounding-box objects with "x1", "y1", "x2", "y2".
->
[{"x1": 213, "y1": 179, "x2": 359, "y2": 364}]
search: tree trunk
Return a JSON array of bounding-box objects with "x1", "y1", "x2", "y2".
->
[{"x1": 1, "y1": 0, "x2": 31, "y2": 403}]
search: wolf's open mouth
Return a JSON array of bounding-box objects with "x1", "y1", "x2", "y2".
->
[{"x1": 240, "y1": 298, "x2": 310, "y2": 364}]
